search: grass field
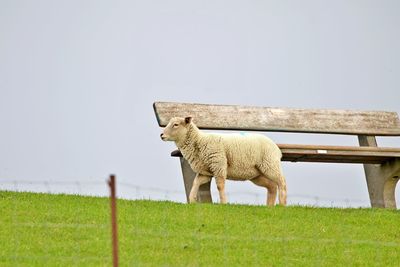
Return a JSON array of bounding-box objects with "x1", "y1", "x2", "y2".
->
[{"x1": 1, "y1": 191, "x2": 399, "y2": 266}]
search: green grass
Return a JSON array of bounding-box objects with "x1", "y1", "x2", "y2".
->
[{"x1": 1, "y1": 191, "x2": 399, "y2": 266}]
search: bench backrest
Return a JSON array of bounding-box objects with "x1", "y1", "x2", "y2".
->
[{"x1": 153, "y1": 102, "x2": 400, "y2": 136}]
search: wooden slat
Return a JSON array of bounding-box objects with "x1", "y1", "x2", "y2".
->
[
  {"x1": 154, "y1": 102, "x2": 400, "y2": 136},
  {"x1": 171, "y1": 144, "x2": 400, "y2": 164},
  {"x1": 277, "y1": 144, "x2": 400, "y2": 153},
  {"x1": 280, "y1": 149, "x2": 398, "y2": 164}
]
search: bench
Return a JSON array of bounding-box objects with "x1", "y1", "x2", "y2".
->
[{"x1": 153, "y1": 101, "x2": 400, "y2": 208}]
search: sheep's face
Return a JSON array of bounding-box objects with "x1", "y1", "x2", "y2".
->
[{"x1": 160, "y1": 117, "x2": 192, "y2": 142}]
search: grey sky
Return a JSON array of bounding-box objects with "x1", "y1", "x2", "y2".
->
[{"x1": 1, "y1": 0, "x2": 399, "y2": 207}]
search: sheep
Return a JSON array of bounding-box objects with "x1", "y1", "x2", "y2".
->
[{"x1": 160, "y1": 116, "x2": 287, "y2": 206}]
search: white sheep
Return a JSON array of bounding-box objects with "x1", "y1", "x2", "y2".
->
[{"x1": 161, "y1": 116, "x2": 287, "y2": 206}]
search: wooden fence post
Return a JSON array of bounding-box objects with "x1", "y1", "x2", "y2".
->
[{"x1": 108, "y1": 174, "x2": 119, "y2": 267}]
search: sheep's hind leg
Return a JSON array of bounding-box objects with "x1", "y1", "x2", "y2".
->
[
  {"x1": 215, "y1": 177, "x2": 227, "y2": 204},
  {"x1": 250, "y1": 176, "x2": 278, "y2": 206},
  {"x1": 277, "y1": 176, "x2": 287, "y2": 206},
  {"x1": 257, "y1": 163, "x2": 287, "y2": 206},
  {"x1": 189, "y1": 174, "x2": 212, "y2": 203}
]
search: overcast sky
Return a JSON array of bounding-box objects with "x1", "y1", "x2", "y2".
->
[{"x1": 1, "y1": 0, "x2": 399, "y2": 207}]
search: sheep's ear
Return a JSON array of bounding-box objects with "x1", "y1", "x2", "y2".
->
[{"x1": 185, "y1": 116, "x2": 192, "y2": 124}]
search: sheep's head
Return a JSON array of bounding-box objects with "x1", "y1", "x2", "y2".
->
[{"x1": 160, "y1": 117, "x2": 193, "y2": 142}]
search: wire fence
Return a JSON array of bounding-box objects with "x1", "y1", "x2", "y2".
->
[{"x1": 0, "y1": 179, "x2": 371, "y2": 208}]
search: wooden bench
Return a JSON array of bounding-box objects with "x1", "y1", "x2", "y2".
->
[{"x1": 153, "y1": 102, "x2": 400, "y2": 208}]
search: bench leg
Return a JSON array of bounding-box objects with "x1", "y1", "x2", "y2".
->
[
  {"x1": 359, "y1": 136, "x2": 400, "y2": 208},
  {"x1": 178, "y1": 156, "x2": 212, "y2": 203}
]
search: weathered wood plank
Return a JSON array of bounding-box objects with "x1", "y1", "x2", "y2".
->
[
  {"x1": 154, "y1": 102, "x2": 400, "y2": 136},
  {"x1": 280, "y1": 154, "x2": 395, "y2": 164},
  {"x1": 278, "y1": 144, "x2": 400, "y2": 152},
  {"x1": 171, "y1": 144, "x2": 400, "y2": 164}
]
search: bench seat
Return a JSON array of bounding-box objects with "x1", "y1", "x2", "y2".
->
[{"x1": 172, "y1": 144, "x2": 400, "y2": 164}]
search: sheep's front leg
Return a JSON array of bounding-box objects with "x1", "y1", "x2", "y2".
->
[
  {"x1": 189, "y1": 174, "x2": 212, "y2": 203},
  {"x1": 208, "y1": 153, "x2": 228, "y2": 204}
]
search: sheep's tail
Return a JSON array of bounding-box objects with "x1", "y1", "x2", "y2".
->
[{"x1": 275, "y1": 144, "x2": 286, "y2": 206}]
